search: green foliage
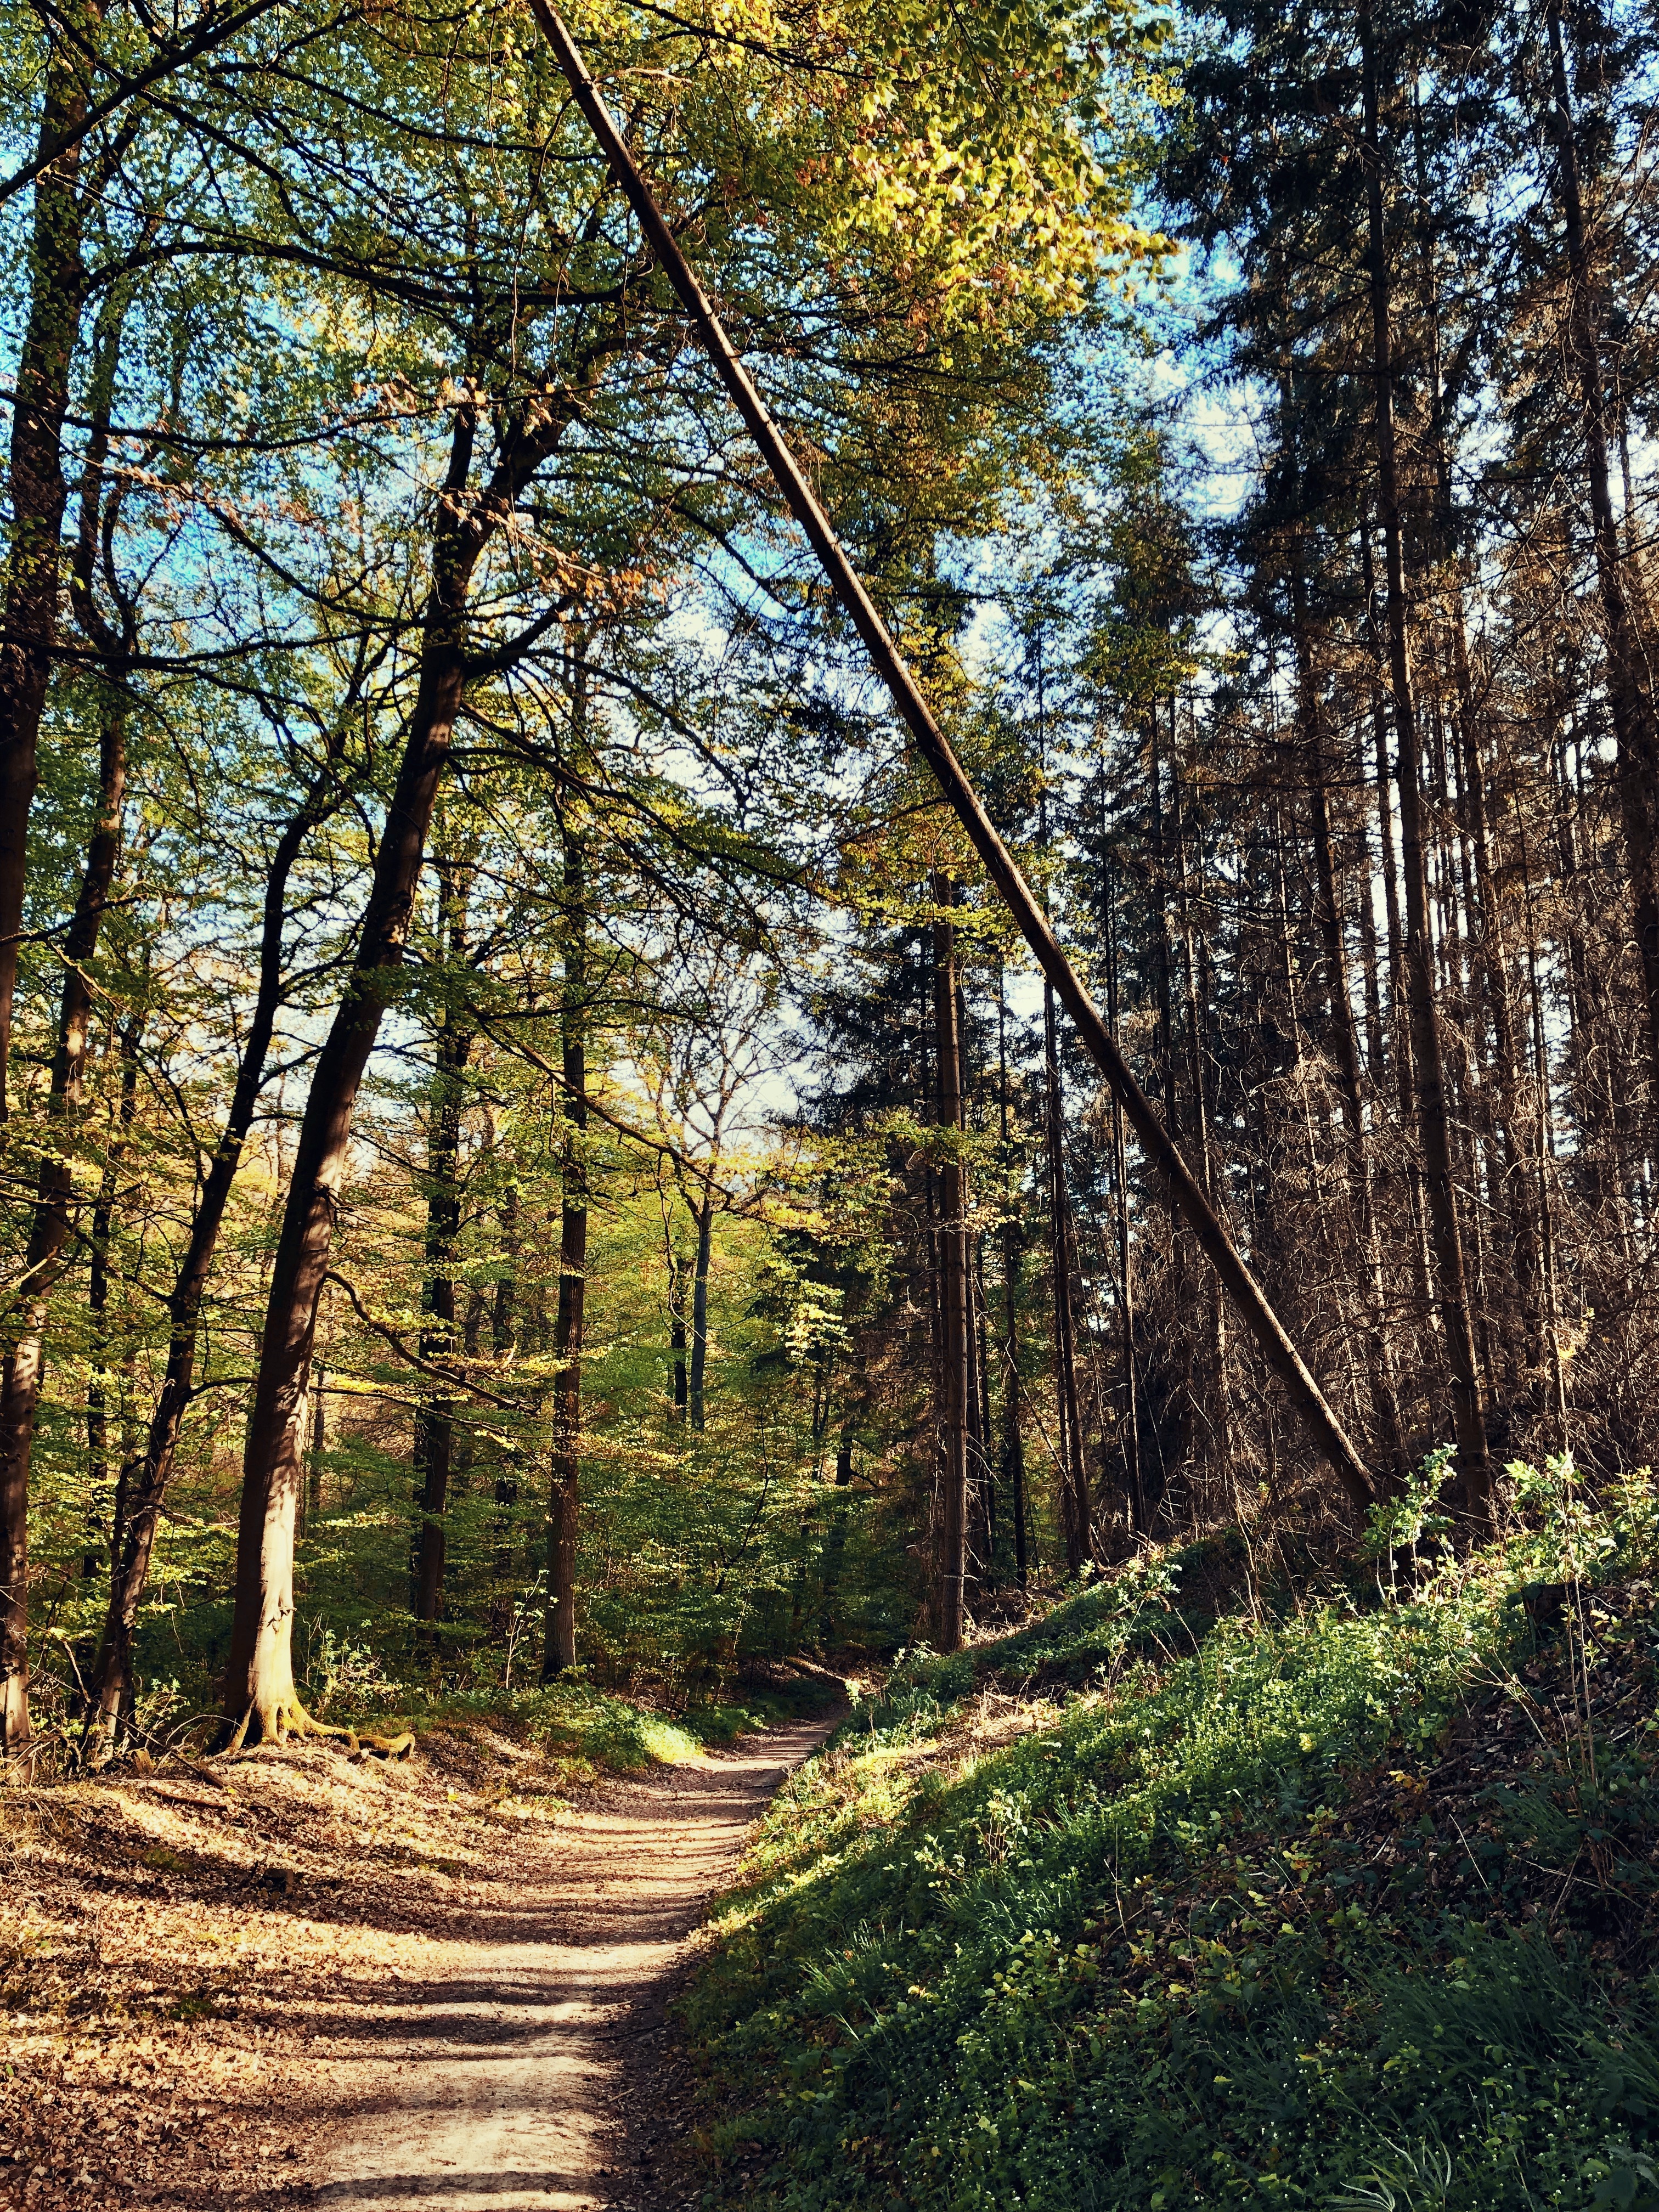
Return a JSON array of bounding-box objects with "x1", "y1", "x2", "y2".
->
[{"x1": 683, "y1": 1475, "x2": 1659, "y2": 2208}]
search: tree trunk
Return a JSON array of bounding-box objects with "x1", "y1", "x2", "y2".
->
[
  {"x1": 1043, "y1": 976, "x2": 1090, "y2": 1570},
  {"x1": 932, "y1": 877, "x2": 969, "y2": 1651},
  {"x1": 996, "y1": 964, "x2": 1028, "y2": 1587},
  {"x1": 544, "y1": 816, "x2": 588, "y2": 1680},
  {"x1": 1543, "y1": 0, "x2": 1659, "y2": 1137},
  {"x1": 1149, "y1": 705, "x2": 1196, "y2": 1511},
  {"x1": 972, "y1": 1241, "x2": 995, "y2": 1584},
  {"x1": 223, "y1": 403, "x2": 503, "y2": 1746},
  {"x1": 689, "y1": 1197, "x2": 713, "y2": 1434},
  {"x1": 1289, "y1": 550, "x2": 1405, "y2": 1479},
  {"x1": 84, "y1": 748, "x2": 342, "y2": 1748},
  {"x1": 0, "y1": 6, "x2": 99, "y2": 1119},
  {"x1": 1447, "y1": 623, "x2": 1540, "y2": 1374},
  {"x1": 0, "y1": 683, "x2": 126, "y2": 1754},
  {"x1": 86, "y1": 1010, "x2": 140, "y2": 1582},
  {"x1": 1104, "y1": 876, "x2": 1143, "y2": 1538},
  {"x1": 0, "y1": 238, "x2": 126, "y2": 1748},
  {"x1": 1361, "y1": 0, "x2": 1493, "y2": 1521},
  {"x1": 669, "y1": 1305, "x2": 689, "y2": 1418},
  {"x1": 413, "y1": 853, "x2": 472, "y2": 1630},
  {"x1": 488, "y1": 1187, "x2": 524, "y2": 1638},
  {"x1": 1172, "y1": 712, "x2": 1232, "y2": 1496},
  {"x1": 1001, "y1": 1231, "x2": 1026, "y2": 1588}
]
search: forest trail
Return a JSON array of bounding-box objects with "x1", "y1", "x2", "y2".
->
[{"x1": 313, "y1": 1714, "x2": 833, "y2": 2212}]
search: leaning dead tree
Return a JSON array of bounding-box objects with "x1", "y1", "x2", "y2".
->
[{"x1": 524, "y1": 0, "x2": 1378, "y2": 1532}]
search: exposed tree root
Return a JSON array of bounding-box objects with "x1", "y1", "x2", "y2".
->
[
  {"x1": 353, "y1": 1731, "x2": 415, "y2": 1762},
  {"x1": 212, "y1": 1699, "x2": 415, "y2": 1762},
  {"x1": 221, "y1": 1696, "x2": 368, "y2": 1756}
]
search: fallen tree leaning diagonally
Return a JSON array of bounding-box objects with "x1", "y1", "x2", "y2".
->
[{"x1": 522, "y1": 0, "x2": 1377, "y2": 1518}]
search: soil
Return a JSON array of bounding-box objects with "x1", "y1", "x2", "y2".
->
[{"x1": 0, "y1": 1712, "x2": 835, "y2": 2212}]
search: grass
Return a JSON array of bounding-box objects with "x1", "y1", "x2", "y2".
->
[
  {"x1": 309, "y1": 1668, "x2": 844, "y2": 1792},
  {"x1": 681, "y1": 1464, "x2": 1659, "y2": 2210}
]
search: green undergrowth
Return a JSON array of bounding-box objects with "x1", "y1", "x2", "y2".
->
[
  {"x1": 683, "y1": 1463, "x2": 1659, "y2": 2210},
  {"x1": 319, "y1": 1669, "x2": 842, "y2": 1788}
]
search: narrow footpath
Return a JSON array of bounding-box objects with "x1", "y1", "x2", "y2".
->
[{"x1": 314, "y1": 1717, "x2": 832, "y2": 2212}]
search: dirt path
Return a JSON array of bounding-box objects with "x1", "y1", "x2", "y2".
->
[
  {"x1": 1, "y1": 1710, "x2": 833, "y2": 2212},
  {"x1": 313, "y1": 1717, "x2": 832, "y2": 2212}
]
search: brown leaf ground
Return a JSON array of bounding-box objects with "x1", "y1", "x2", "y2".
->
[{"x1": 1, "y1": 1713, "x2": 835, "y2": 2212}]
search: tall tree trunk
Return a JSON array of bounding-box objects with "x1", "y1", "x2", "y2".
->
[
  {"x1": 544, "y1": 816, "x2": 588, "y2": 1680},
  {"x1": 1104, "y1": 870, "x2": 1143, "y2": 1538},
  {"x1": 1289, "y1": 555, "x2": 1406, "y2": 1479},
  {"x1": 1354, "y1": 788, "x2": 1388, "y2": 1085},
  {"x1": 1358, "y1": 518, "x2": 1437, "y2": 1323},
  {"x1": 1149, "y1": 704, "x2": 1197, "y2": 1504},
  {"x1": 972, "y1": 1241, "x2": 995, "y2": 1583},
  {"x1": 0, "y1": 247, "x2": 126, "y2": 1750},
  {"x1": 1361, "y1": 0, "x2": 1494, "y2": 1521},
  {"x1": 413, "y1": 853, "x2": 472, "y2": 1629},
  {"x1": 688, "y1": 1195, "x2": 713, "y2": 1434},
  {"x1": 667, "y1": 1237, "x2": 690, "y2": 1421},
  {"x1": 1171, "y1": 710, "x2": 1231, "y2": 1496},
  {"x1": 0, "y1": 5, "x2": 99, "y2": 1118},
  {"x1": 0, "y1": 682, "x2": 126, "y2": 1754},
  {"x1": 932, "y1": 876, "x2": 969, "y2": 1651},
  {"x1": 1001, "y1": 1233, "x2": 1026, "y2": 1588},
  {"x1": 1543, "y1": 0, "x2": 1659, "y2": 1135},
  {"x1": 223, "y1": 400, "x2": 512, "y2": 1746},
  {"x1": 86, "y1": 1009, "x2": 140, "y2": 1581},
  {"x1": 1447, "y1": 628, "x2": 1540, "y2": 1376},
  {"x1": 1043, "y1": 975, "x2": 1090, "y2": 1570},
  {"x1": 1514, "y1": 800, "x2": 1573, "y2": 1446},
  {"x1": 996, "y1": 964, "x2": 1028, "y2": 1587},
  {"x1": 1362, "y1": 522, "x2": 1408, "y2": 1083},
  {"x1": 84, "y1": 747, "x2": 343, "y2": 1748},
  {"x1": 488, "y1": 1186, "x2": 526, "y2": 1639}
]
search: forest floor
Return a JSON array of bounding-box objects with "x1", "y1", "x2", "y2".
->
[{"x1": 0, "y1": 1705, "x2": 839, "y2": 2212}]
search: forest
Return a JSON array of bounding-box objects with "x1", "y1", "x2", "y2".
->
[{"x1": 2, "y1": 0, "x2": 1658, "y2": 2202}]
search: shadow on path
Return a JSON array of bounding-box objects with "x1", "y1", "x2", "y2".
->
[{"x1": 318, "y1": 1718, "x2": 834, "y2": 2212}]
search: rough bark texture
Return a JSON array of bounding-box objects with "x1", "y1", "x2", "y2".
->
[
  {"x1": 1361, "y1": 0, "x2": 1494, "y2": 1522},
  {"x1": 932, "y1": 884, "x2": 968, "y2": 1652},
  {"x1": 1043, "y1": 977, "x2": 1090, "y2": 1571},
  {"x1": 0, "y1": 9, "x2": 96, "y2": 1117},
  {"x1": 1543, "y1": 0, "x2": 1659, "y2": 1135},
  {"x1": 0, "y1": 12, "x2": 100, "y2": 1753},
  {"x1": 86, "y1": 1012, "x2": 140, "y2": 1578},
  {"x1": 996, "y1": 980, "x2": 1029, "y2": 1586}
]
